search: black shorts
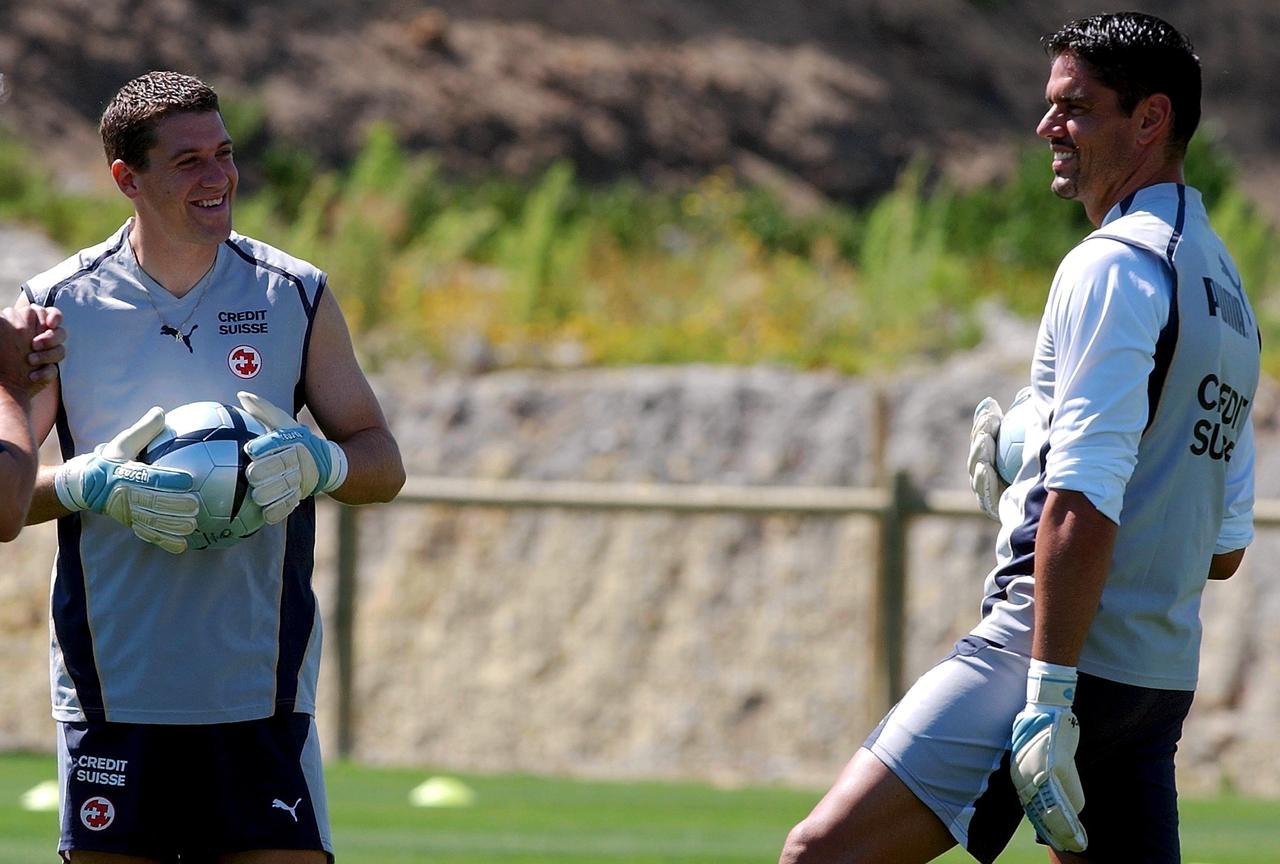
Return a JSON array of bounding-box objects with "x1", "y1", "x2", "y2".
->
[
  {"x1": 57, "y1": 712, "x2": 332, "y2": 862},
  {"x1": 1067, "y1": 672, "x2": 1195, "y2": 862}
]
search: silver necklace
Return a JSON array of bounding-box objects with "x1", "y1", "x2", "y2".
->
[
  {"x1": 129, "y1": 236, "x2": 215, "y2": 353},
  {"x1": 139, "y1": 283, "x2": 210, "y2": 353}
]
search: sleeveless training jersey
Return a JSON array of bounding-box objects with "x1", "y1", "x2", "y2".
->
[
  {"x1": 972, "y1": 184, "x2": 1259, "y2": 690},
  {"x1": 23, "y1": 220, "x2": 326, "y2": 724}
]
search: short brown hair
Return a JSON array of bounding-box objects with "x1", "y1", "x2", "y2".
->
[{"x1": 100, "y1": 71, "x2": 221, "y2": 169}]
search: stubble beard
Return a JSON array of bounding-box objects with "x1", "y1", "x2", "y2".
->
[{"x1": 1050, "y1": 174, "x2": 1078, "y2": 201}]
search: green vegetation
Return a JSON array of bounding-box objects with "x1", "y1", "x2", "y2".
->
[
  {"x1": 2, "y1": 126, "x2": 1278, "y2": 374},
  {"x1": 2, "y1": 752, "x2": 1277, "y2": 862}
]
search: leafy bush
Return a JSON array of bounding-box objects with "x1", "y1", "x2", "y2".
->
[{"x1": 2, "y1": 128, "x2": 1277, "y2": 375}]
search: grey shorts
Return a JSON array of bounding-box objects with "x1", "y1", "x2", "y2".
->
[{"x1": 865, "y1": 636, "x2": 1194, "y2": 863}]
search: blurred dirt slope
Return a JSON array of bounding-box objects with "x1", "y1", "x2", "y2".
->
[{"x1": 2, "y1": 0, "x2": 1277, "y2": 211}]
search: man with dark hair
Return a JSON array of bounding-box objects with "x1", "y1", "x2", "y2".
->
[
  {"x1": 99, "y1": 70, "x2": 222, "y2": 169},
  {"x1": 780, "y1": 12, "x2": 1257, "y2": 863},
  {"x1": 1041, "y1": 13, "x2": 1201, "y2": 156},
  {"x1": 0, "y1": 303, "x2": 64, "y2": 540},
  {"x1": 19, "y1": 70, "x2": 405, "y2": 862}
]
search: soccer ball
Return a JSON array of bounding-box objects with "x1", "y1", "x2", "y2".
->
[
  {"x1": 139, "y1": 401, "x2": 267, "y2": 550},
  {"x1": 996, "y1": 387, "x2": 1033, "y2": 484}
]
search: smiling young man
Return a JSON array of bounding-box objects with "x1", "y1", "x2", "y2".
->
[
  {"x1": 19, "y1": 71, "x2": 405, "y2": 862},
  {"x1": 780, "y1": 13, "x2": 1258, "y2": 864}
]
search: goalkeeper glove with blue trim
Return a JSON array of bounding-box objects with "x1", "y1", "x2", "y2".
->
[
  {"x1": 238, "y1": 391, "x2": 348, "y2": 525},
  {"x1": 54, "y1": 407, "x2": 200, "y2": 554},
  {"x1": 1010, "y1": 658, "x2": 1088, "y2": 853}
]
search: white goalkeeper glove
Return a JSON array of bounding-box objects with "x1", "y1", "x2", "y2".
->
[
  {"x1": 968, "y1": 395, "x2": 1006, "y2": 520},
  {"x1": 1010, "y1": 659, "x2": 1088, "y2": 853},
  {"x1": 237, "y1": 391, "x2": 348, "y2": 525},
  {"x1": 54, "y1": 407, "x2": 200, "y2": 554}
]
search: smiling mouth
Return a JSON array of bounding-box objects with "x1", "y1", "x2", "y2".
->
[
  {"x1": 193, "y1": 196, "x2": 225, "y2": 208},
  {"x1": 1050, "y1": 142, "x2": 1077, "y2": 165}
]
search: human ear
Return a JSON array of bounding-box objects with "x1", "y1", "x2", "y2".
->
[
  {"x1": 110, "y1": 159, "x2": 141, "y2": 199},
  {"x1": 1135, "y1": 93, "x2": 1173, "y2": 146}
]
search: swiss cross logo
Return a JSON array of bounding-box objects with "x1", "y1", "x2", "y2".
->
[
  {"x1": 228, "y1": 344, "x2": 262, "y2": 379},
  {"x1": 80, "y1": 796, "x2": 115, "y2": 831}
]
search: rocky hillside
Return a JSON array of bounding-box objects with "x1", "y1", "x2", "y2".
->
[{"x1": 2, "y1": 0, "x2": 1279, "y2": 217}]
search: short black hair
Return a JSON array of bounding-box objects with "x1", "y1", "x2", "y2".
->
[
  {"x1": 1042, "y1": 13, "x2": 1201, "y2": 153},
  {"x1": 100, "y1": 71, "x2": 221, "y2": 169}
]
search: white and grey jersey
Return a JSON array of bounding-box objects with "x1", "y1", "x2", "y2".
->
[
  {"x1": 972, "y1": 184, "x2": 1260, "y2": 691},
  {"x1": 24, "y1": 221, "x2": 327, "y2": 724}
]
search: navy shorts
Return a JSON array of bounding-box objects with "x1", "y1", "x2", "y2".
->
[
  {"x1": 57, "y1": 712, "x2": 332, "y2": 862},
  {"x1": 866, "y1": 638, "x2": 1194, "y2": 863},
  {"x1": 1068, "y1": 672, "x2": 1195, "y2": 862}
]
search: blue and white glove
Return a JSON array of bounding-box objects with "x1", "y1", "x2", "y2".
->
[
  {"x1": 237, "y1": 391, "x2": 348, "y2": 525},
  {"x1": 54, "y1": 407, "x2": 200, "y2": 554},
  {"x1": 1010, "y1": 659, "x2": 1088, "y2": 853}
]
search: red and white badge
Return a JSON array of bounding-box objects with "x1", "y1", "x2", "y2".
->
[
  {"x1": 80, "y1": 796, "x2": 115, "y2": 831},
  {"x1": 228, "y1": 344, "x2": 262, "y2": 379}
]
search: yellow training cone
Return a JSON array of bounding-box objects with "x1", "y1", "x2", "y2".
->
[
  {"x1": 20, "y1": 779, "x2": 60, "y2": 812},
  {"x1": 409, "y1": 775, "x2": 477, "y2": 808}
]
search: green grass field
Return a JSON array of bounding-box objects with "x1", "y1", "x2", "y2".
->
[{"x1": 2, "y1": 752, "x2": 1276, "y2": 862}]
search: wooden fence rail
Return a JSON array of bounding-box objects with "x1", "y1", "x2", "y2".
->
[{"x1": 330, "y1": 474, "x2": 1279, "y2": 757}]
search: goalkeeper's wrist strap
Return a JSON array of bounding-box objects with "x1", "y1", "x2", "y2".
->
[
  {"x1": 53, "y1": 462, "x2": 85, "y2": 513},
  {"x1": 1026, "y1": 658, "x2": 1077, "y2": 708},
  {"x1": 320, "y1": 440, "x2": 349, "y2": 494}
]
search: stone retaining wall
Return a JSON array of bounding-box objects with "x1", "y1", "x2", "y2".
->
[{"x1": 4, "y1": 354, "x2": 1278, "y2": 796}]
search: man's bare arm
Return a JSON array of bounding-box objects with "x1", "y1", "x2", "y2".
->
[
  {"x1": 4, "y1": 303, "x2": 67, "y2": 534},
  {"x1": 1208, "y1": 548, "x2": 1245, "y2": 581},
  {"x1": 302, "y1": 288, "x2": 404, "y2": 505},
  {"x1": 1031, "y1": 488, "x2": 1119, "y2": 665}
]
